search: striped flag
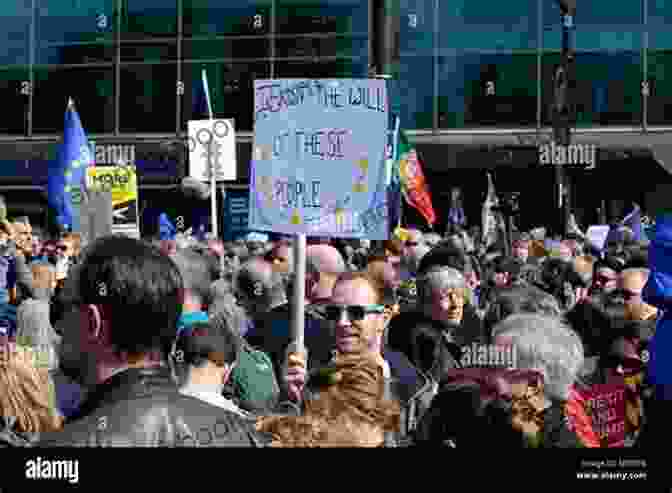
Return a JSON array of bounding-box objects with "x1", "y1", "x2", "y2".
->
[
  {"x1": 395, "y1": 129, "x2": 436, "y2": 227},
  {"x1": 481, "y1": 172, "x2": 505, "y2": 248}
]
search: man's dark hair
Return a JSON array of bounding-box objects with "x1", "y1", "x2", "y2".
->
[
  {"x1": 171, "y1": 248, "x2": 214, "y2": 308},
  {"x1": 13, "y1": 216, "x2": 30, "y2": 225},
  {"x1": 174, "y1": 313, "x2": 242, "y2": 368},
  {"x1": 75, "y1": 235, "x2": 183, "y2": 356}
]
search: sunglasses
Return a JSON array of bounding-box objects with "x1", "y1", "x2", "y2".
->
[
  {"x1": 324, "y1": 304, "x2": 385, "y2": 322},
  {"x1": 406, "y1": 241, "x2": 419, "y2": 247}
]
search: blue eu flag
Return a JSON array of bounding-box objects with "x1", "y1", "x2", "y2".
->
[{"x1": 47, "y1": 98, "x2": 92, "y2": 232}]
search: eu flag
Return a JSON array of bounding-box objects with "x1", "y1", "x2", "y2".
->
[{"x1": 47, "y1": 98, "x2": 92, "y2": 233}]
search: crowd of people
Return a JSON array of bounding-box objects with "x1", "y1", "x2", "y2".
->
[{"x1": 0, "y1": 206, "x2": 660, "y2": 448}]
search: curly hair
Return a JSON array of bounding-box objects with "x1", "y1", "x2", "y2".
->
[
  {"x1": 0, "y1": 345, "x2": 63, "y2": 433},
  {"x1": 257, "y1": 355, "x2": 400, "y2": 447}
]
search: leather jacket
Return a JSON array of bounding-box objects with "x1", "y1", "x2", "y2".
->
[
  {"x1": 0, "y1": 416, "x2": 38, "y2": 447},
  {"x1": 39, "y1": 367, "x2": 271, "y2": 447}
]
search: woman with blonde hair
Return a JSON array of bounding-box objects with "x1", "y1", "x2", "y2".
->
[
  {"x1": 257, "y1": 354, "x2": 400, "y2": 447},
  {"x1": 0, "y1": 344, "x2": 62, "y2": 446}
]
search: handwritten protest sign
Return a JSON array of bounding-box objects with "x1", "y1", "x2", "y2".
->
[
  {"x1": 579, "y1": 383, "x2": 626, "y2": 448},
  {"x1": 249, "y1": 79, "x2": 389, "y2": 239}
]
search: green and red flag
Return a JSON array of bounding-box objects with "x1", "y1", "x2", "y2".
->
[{"x1": 395, "y1": 130, "x2": 436, "y2": 227}]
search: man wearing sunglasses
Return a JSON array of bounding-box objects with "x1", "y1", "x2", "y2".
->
[{"x1": 282, "y1": 271, "x2": 433, "y2": 438}]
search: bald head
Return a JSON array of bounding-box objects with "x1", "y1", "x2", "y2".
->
[
  {"x1": 307, "y1": 244, "x2": 345, "y2": 276},
  {"x1": 306, "y1": 244, "x2": 346, "y2": 302}
]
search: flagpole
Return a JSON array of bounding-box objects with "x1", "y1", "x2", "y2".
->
[
  {"x1": 392, "y1": 115, "x2": 401, "y2": 229},
  {"x1": 202, "y1": 69, "x2": 218, "y2": 240}
]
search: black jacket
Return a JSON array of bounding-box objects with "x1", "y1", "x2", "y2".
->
[
  {"x1": 387, "y1": 306, "x2": 486, "y2": 383},
  {"x1": 0, "y1": 416, "x2": 38, "y2": 447},
  {"x1": 39, "y1": 367, "x2": 270, "y2": 447}
]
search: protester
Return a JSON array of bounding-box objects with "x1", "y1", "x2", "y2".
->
[
  {"x1": 9, "y1": 217, "x2": 35, "y2": 305},
  {"x1": 491, "y1": 313, "x2": 585, "y2": 447},
  {"x1": 306, "y1": 244, "x2": 346, "y2": 303},
  {"x1": 617, "y1": 268, "x2": 657, "y2": 322},
  {"x1": 40, "y1": 235, "x2": 268, "y2": 446},
  {"x1": 174, "y1": 315, "x2": 252, "y2": 419},
  {"x1": 387, "y1": 267, "x2": 486, "y2": 384},
  {"x1": 170, "y1": 248, "x2": 212, "y2": 335},
  {"x1": 282, "y1": 272, "x2": 433, "y2": 437}
]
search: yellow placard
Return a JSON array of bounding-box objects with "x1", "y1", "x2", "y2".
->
[{"x1": 86, "y1": 166, "x2": 138, "y2": 206}]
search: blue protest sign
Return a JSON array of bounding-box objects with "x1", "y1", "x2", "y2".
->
[
  {"x1": 223, "y1": 188, "x2": 251, "y2": 241},
  {"x1": 250, "y1": 79, "x2": 389, "y2": 239}
]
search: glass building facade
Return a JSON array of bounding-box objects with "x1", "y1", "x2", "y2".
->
[
  {"x1": 0, "y1": 1, "x2": 669, "y2": 136},
  {"x1": 0, "y1": 0, "x2": 369, "y2": 136}
]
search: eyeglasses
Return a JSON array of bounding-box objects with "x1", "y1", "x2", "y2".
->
[
  {"x1": 324, "y1": 304, "x2": 386, "y2": 322},
  {"x1": 595, "y1": 275, "x2": 616, "y2": 285},
  {"x1": 615, "y1": 289, "x2": 642, "y2": 302}
]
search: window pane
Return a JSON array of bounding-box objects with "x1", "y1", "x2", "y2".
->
[
  {"x1": 649, "y1": 0, "x2": 671, "y2": 51},
  {"x1": 121, "y1": 41, "x2": 178, "y2": 62},
  {"x1": 276, "y1": 35, "x2": 366, "y2": 59},
  {"x1": 648, "y1": 1, "x2": 672, "y2": 125},
  {"x1": 183, "y1": 38, "x2": 269, "y2": 61},
  {"x1": 440, "y1": 0, "x2": 539, "y2": 52},
  {"x1": 33, "y1": 66, "x2": 115, "y2": 134},
  {"x1": 183, "y1": 0, "x2": 271, "y2": 36},
  {"x1": 646, "y1": 52, "x2": 672, "y2": 125},
  {"x1": 181, "y1": 62, "x2": 270, "y2": 132},
  {"x1": 390, "y1": 57, "x2": 433, "y2": 130},
  {"x1": 274, "y1": 58, "x2": 368, "y2": 78},
  {"x1": 0, "y1": 68, "x2": 29, "y2": 135},
  {"x1": 438, "y1": 0, "x2": 539, "y2": 128},
  {"x1": 0, "y1": 2, "x2": 31, "y2": 66},
  {"x1": 438, "y1": 53, "x2": 537, "y2": 129},
  {"x1": 120, "y1": 63, "x2": 177, "y2": 132},
  {"x1": 399, "y1": 0, "x2": 433, "y2": 56},
  {"x1": 36, "y1": 0, "x2": 115, "y2": 64},
  {"x1": 276, "y1": 0, "x2": 368, "y2": 35},
  {"x1": 541, "y1": 52, "x2": 642, "y2": 127},
  {"x1": 120, "y1": 0, "x2": 177, "y2": 39},
  {"x1": 542, "y1": 0, "x2": 642, "y2": 52}
]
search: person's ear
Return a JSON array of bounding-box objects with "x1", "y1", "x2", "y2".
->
[{"x1": 82, "y1": 304, "x2": 106, "y2": 344}]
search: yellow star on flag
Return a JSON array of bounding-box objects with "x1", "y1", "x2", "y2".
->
[
  {"x1": 335, "y1": 208, "x2": 345, "y2": 226},
  {"x1": 291, "y1": 210, "x2": 302, "y2": 225}
]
